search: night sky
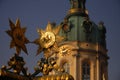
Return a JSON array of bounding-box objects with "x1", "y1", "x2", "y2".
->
[{"x1": 0, "y1": 0, "x2": 120, "y2": 80}]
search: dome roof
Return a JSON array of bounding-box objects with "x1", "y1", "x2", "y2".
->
[
  {"x1": 59, "y1": 16, "x2": 106, "y2": 48},
  {"x1": 58, "y1": 0, "x2": 106, "y2": 48}
]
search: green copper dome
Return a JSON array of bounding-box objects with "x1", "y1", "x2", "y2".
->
[{"x1": 59, "y1": 0, "x2": 106, "y2": 48}]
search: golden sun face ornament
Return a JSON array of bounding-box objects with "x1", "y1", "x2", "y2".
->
[
  {"x1": 34, "y1": 22, "x2": 64, "y2": 57},
  {"x1": 59, "y1": 45, "x2": 71, "y2": 56},
  {"x1": 6, "y1": 19, "x2": 29, "y2": 55},
  {"x1": 39, "y1": 30, "x2": 55, "y2": 48}
]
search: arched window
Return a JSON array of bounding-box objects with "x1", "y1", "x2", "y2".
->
[
  {"x1": 82, "y1": 62, "x2": 90, "y2": 80},
  {"x1": 63, "y1": 62, "x2": 70, "y2": 73}
]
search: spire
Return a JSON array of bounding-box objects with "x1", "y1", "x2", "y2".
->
[
  {"x1": 68, "y1": 0, "x2": 87, "y2": 17},
  {"x1": 69, "y1": 0, "x2": 86, "y2": 10}
]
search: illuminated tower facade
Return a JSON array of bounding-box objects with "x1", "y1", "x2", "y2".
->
[{"x1": 56, "y1": 0, "x2": 109, "y2": 80}]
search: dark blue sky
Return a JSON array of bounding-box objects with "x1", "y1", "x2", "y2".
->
[{"x1": 0, "y1": 0, "x2": 120, "y2": 80}]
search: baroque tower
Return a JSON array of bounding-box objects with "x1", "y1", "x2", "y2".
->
[{"x1": 56, "y1": 0, "x2": 109, "y2": 80}]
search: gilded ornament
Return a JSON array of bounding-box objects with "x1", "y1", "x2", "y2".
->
[
  {"x1": 59, "y1": 45, "x2": 71, "y2": 56},
  {"x1": 6, "y1": 19, "x2": 29, "y2": 55},
  {"x1": 34, "y1": 22, "x2": 64, "y2": 58},
  {"x1": 39, "y1": 31, "x2": 55, "y2": 48}
]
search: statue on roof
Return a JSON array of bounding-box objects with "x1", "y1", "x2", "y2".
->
[
  {"x1": 98, "y1": 21, "x2": 106, "y2": 47},
  {"x1": 69, "y1": 0, "x2": 86, "y2": 9}
]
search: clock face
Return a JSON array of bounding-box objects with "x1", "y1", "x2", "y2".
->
[
  {"x1": 59, "y1": 45, "x2": 71, "y2": 56},
  {"x1": 40, "y1": 31, "x2": 55, "y2": 48}
]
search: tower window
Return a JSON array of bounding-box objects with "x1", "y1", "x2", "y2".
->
[
  {"x1": 82, "y1": 62, "x2": 90, "y2": 80},
  {"x1": 63, "y1": 62, "x2": 70, "y2": 73}
]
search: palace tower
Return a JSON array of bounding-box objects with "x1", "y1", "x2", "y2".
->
[{"x1": 55, "y1": 0, "x2": 109, "y2": 80}]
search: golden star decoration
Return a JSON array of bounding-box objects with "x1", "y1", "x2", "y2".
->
[
  {"x1": 6, "y1": 19, "x2": 29, "y2": 55},
  {"x1": 34, "y1": 22, "x2": 64, "y2": 58}
]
